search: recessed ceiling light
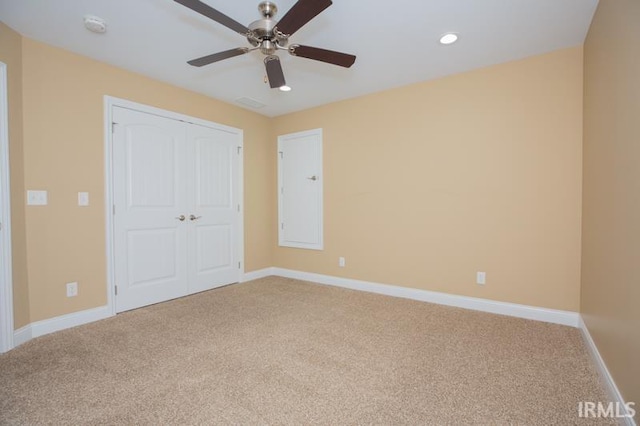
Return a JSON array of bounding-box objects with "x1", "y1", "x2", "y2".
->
[
  {"x1": 279, "y1": 85, "x2": 292, "y2": 92},
  {"x1": 439, "y1": 33, "x2": 458, "y2": 45},
  {"x1": 84, "y1": 15, "x2": 107, "y2": 34}
]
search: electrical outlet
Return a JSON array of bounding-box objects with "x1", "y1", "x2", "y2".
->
[
  {"x1": 476, "y1": 272, "x2": 486, "y2": 285},
  {"x1": 66, "y1": 282, "x2": 78, "y2": 297},
  {"x1": 339, "y1": 257, "x2": 346, "y2": 267}
]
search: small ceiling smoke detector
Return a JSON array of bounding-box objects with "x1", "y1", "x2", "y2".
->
[
  {"x1": 84, "y1": 15, "x2": 107, "y2": 34},
  {"x1": 439, "y1": 33, "x2": 458, "y2": 45}
]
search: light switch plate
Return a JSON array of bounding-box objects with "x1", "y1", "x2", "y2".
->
[
  {"x1": 78, "y1": 192, "x2": 89, "y2": 206},
  {"x1": 27, "y1": 190, "x2": 48, "y2": 206}
]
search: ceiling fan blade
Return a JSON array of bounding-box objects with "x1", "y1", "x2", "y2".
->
[
  {"x1": 289, "y1": 44, "x2": 356, "y2": 68},
  {"x1": 264, "y1": 56, "x2": 286, "y2": 88},
  {"x1": 174, "y1": 0, "x2": 249, "y2": 35},
  {"x1": 275, "y1": 0, "x2": 332, "y2": 37},
  {"x1": 187, "y1": 48, "x2": 249, "y2": 67}
]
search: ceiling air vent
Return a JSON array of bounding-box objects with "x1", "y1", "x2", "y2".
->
[{"x1": 235, "y1": 97, "x2": 266, "y2": 109}]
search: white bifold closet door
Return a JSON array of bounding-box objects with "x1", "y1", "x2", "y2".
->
[{"x1": 112, "y1": 106, "x2": 241, "y2": 313}]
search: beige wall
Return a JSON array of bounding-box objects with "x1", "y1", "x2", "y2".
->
[
  {"x1": 582, "y1": 0, "x2": 640, "y2": 406},
  {"x1": 0, "y1": 22, "x2": 29, "y2": 328},
  {"x1": 19, "y1": 37, "x2": 274, "y2": 323},
  {"x1": 6, "y1": 29, "x2": 585, "y2": 325},
  {"x1": 273, "y1": 47, "x2": 584, "y2": 311}
]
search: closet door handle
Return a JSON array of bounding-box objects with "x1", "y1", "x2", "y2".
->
[
  {"x1": 189, "y1": 215, "x2": 202, "y2": 221},
  {"x1": 175, "y1": 215, "x2": 186, "y2": 222}
]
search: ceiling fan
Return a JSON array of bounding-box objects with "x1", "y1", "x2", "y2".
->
[{"x1": 174, "y1": 0, "x2": 356, "y2": 89}]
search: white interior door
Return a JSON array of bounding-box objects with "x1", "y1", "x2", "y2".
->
[
  {"x1": 112, "y1": 105, "x2": 243, "y2": 313},
  {"x1": 186, "y1": 123, "x2": 240, "y2": 294},
  {"x1": 113, "y1": 107, "x2": 189, "y2": 312},
  {"x1": 278, "y1": 129, "x2": 323, "y2": 250}
]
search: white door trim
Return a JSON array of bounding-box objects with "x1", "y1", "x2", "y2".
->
[
  {"x1": 0, "y1": 62, "x2": 14, "y2": 353},
  {"x1": 104, "y1": 96, "x2": 244, "y2": 316}
]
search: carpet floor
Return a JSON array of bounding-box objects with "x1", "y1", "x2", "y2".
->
[{"x1": 0, "y1": 276, "x2": 615, "y2": 425}]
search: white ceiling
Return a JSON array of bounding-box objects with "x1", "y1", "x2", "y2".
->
[{"x1": 0, "y1": 0, "x2": 598, "y2": 117}]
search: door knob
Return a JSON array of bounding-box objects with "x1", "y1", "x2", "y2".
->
[
  {"x1": 307, "y1": 176, "x2": 317, "y2": 181},
  {"x1": 175, "y1": 215, "x2": 186, "y2": 222},
  {"x1": 189, "y1": 214, "x2": 202, "y2": 221}
]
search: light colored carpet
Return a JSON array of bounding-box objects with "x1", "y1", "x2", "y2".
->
[{"x1": 0, "y1": 276, "x2": 615, "y2": 425}]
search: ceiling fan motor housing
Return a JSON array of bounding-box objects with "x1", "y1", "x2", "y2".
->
[{"x1": 248, "y1": 1, "x2": 289, "y2": 54}]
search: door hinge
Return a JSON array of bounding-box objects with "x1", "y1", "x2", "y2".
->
[
  {"x1": 237, "y1": 146, "x2": 242, "y2": 155},
  {"x1": 111, "y1": 122, "x2": 117, "y2": 133},
  {"x1": 237, "y1": 204, "x2": 240, "y2": 212},
  {"x1": 281, "y1": 222, "x2": 284, "y2": 230},
  {"x1": 279, "y1": 151, "x2": 283, "y2": 159},
  {"x1": 114, "y1": 285, "x2": 118, "y2": 296},
  {"x1": 112, "y1": 204, "x2": 116, "y2": 215},
  {"x1": 238, "y1": 262, "x2": 241, "y2": 269}
]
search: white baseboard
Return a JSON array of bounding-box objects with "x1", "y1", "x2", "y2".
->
[
  {"x1": 13, "y1": 324, "x2": 32, "y2": 347},
  {"x1": 242, "y1": 267, "x2": 275, "y2": 282},
  {"x1": 579, "y1": 316, "x2": 637, "y2": 426},
  {"x1": 12, "y1": 305, "x2": 112, "y2": 349},
  {"x1": 271, "y1": 268, "x2": 580, "y2": 327},
  {"x1": 8, "y1": 269, "x2": 579, "y2": 351}
]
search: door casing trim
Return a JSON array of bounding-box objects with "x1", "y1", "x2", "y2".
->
[{"x1": 0, "y1": 62, "x2": 14, "y2": 353}]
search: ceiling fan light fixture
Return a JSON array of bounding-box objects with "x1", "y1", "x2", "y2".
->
[
  {"x1": 439, "y1": 33, "x2": 458, "y2": 45},
  {"x1": 279, "y1": 85, "x2": 292, "y2": 92},
  {"x1": 260, "y1": 40, "x2": 277, "y2": 55}
]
